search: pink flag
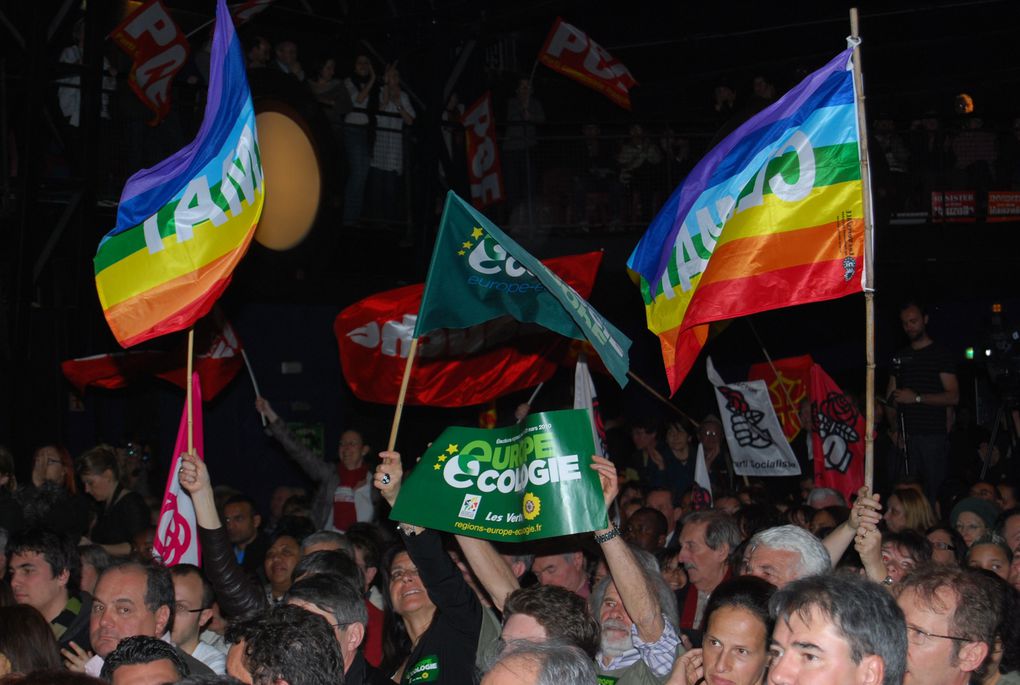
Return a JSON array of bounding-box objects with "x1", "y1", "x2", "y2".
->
[{"x1": 154, "y1": 373, "x2": 203, "y2": 566}]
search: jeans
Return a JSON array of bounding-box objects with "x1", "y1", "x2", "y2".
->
[{"x1": 343, "y1": 125, "x2": 371, "y2": 224}]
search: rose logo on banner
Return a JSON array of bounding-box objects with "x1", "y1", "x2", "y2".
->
[
  {"x1": 717, "y1": 386, "x2": 774, "y2": 449},
  {"x1": 156, "y1": 492, "x2": 193, "y2": 565},
  {"x1": 707, "y1": 358, "x2": 800, "y2": 478},
  {"x1": 815, "y1": 391, "x2": 861, "y2": 473}
]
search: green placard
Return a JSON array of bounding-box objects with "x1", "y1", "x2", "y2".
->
[{"x1": 391, "y1": 409, "x2": 607, "y2": 541}]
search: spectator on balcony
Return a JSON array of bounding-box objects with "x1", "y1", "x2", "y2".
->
[
  {"x1": 951, "y1": 115, "x2": 998, "y2": 194},
  {"x1": 996, "y1": 116, "x2": 1020, "y2": 190},
  {"x1": 909, "y1": 111, "x2": 953, "y2": 210},
  {"x1": 618, "y1": 123, "x2": 662, "y2": 223},
  {"x1": 343, "y1": 55, "x2": 378, "y2": 227},
  {"x1": 368, "y1": 62, "x2": 415, "y2": 225},
  {"x1": 571, "y1": 122, "x2": 621, "y2": 228},
  {"x1": 503, "y1": 78, "x2": 545, "y2": 223}
]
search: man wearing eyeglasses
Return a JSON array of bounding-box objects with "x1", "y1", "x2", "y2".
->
[
  {"x1": 893, "y1": 565, "x2": 998, "y2": 685},
  {"x1": 171, "y1": 564, "x2": 226, "y2": 674}
]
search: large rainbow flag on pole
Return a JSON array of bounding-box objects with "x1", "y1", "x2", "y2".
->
[
  {"x1": 95, "y1": 0, "x2": 264, "y2": 348},
  {"x1": 628, "y1": 46, "x2": 865, "y2": 394}
]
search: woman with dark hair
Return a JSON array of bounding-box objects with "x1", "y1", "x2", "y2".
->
[
  {"x1": 76, "y1": 445, "x2": 150, "y2": 556},
  {"x1": 341, "y1": 54, "x2": 379, "y2": 226},
  {"x1": 374, "y1": 451, "x2": 482, "y2": 683},
  {"x1": 857, "y1": 528, "x2": 932, "y2": 586},
  {"x1": 17, "y1": 445, "x2": 90, "y2": 539},
  {"x1": 663, "y1": 420, "x2": 697, "y2": 496},
  {"x1": 0, "y1": 605, "x2": 63, "y2": 676},
  {"x1": 968, "y1": 535, "x2": 1013, "y2": 580},
  {"x1": 926, "y1": 524, "x2": 967, "y2": 565},
  {"x1": 667, "y1": 576, "x2": 776, "y2": 685}
]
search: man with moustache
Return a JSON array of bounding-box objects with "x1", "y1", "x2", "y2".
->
[{"x1": 675, "y1": 511, "x2": 740, "y2": 638}]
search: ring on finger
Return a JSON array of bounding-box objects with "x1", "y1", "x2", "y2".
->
[{"x1": 380, "y1": 473, "x2": 391, "y2": 485}]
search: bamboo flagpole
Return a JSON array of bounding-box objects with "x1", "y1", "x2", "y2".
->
[
  {"x1": 387, "y1": 337, "x2": 419, "y2": 451},
  {"x1": 850, "y1": 8, "x2": 877, "y2": 491},
  {"x1": 186, "y1": 328, "x2": 195, "y2": 455}
]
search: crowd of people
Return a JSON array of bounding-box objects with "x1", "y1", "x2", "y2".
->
[{"x1": 0, "y1": 337, "x2": 1018, "y2": 685}]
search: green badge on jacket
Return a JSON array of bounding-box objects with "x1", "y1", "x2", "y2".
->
[{"x1": 406, "y1": 654, "x2": 440, "y2": 683}]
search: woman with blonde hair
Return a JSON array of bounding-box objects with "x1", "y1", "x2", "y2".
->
[{"x1": 883, "y1": 486, "x2": 936, "y2": 533}]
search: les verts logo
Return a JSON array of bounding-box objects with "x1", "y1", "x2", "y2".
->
[{"x1": 406, "y1": 655, "x2": 439, "y2": 684}]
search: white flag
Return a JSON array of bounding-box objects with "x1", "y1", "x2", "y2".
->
[
  {"x1": 706, "y1": 357, "x2": 800, "y2": 477},
  {"x1": 694, "y1": 444, "x2": 713, "y2": 502},
  {"x1": 573, "y1": 353, "x2": 608, "y2": 457}
]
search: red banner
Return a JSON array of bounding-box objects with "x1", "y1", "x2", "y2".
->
[
  {"x1": 930, "y1": 191, "x2": 976, "y2": 223},
  {"x1": 232, "y1": 0, "x2": 274, "y2": 24},
  {"x1": 462, "y1": 92, "x2": 504, "y2": 209},
  {"x1": 111, "y1": 0, "x2": 190, "y2": 125},
  {"x1": 988, "y1": 191, "x2": 1020, "y2": 223},
  {"x1": 335, "y1": 252, "x2": 603, "y2": 406},
  {"x1": 61, "y1": 318, "x2": 243, "y2": 400},
  {"x1": 748, "y1": 355, "x2": 814, "y2": 441},
  {"x1": 809, "y1": 364, "x2": 864, "y2": 504},
  {"x1": 538, "y1": 18, "x2": 637, "y2": 110}
]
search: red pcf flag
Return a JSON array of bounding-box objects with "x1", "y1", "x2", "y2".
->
[
  {"x1": 748, "y1": 355, "x2": 814, "y2": 441},
  {"x1": 61, "y1": 317, "x2": 243, "y2": 400},
  {"x1": 538, "y1": 18, "x2": 637, "y2": 110},
  {"x1": 462, "y1": 92, "x2": 504, "y2": 209},
  {"x1": 335, "y1": 252, "x2": 603, "y2": 407},
  {"x1": 809, "y1": 364, "x2": 864, "y2": 504},
  {"x1": 110, "y1": 0, "x2": 190, "y2": 125}
]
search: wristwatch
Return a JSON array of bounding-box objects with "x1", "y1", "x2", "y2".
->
[{"x1": 914, "y1": 393, "x2": 922, "y2": 404}]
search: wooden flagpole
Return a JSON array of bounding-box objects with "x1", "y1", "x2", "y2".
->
[
  {"x1": 387, "y1": 337, "x2": 419, "y2": 451},
  {"x1": 625, "y1": 370, "x2": 699, "y2": 428},
  {"x1": 186, "y1": 327, "x2": 195, "y2": 456},
  {"x1": 850, "y1": 8, "x2": 877, "y2": 492}
]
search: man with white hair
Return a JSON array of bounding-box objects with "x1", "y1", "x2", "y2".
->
[
  {"x1": 742, "y1": 525, "x2": 832, "y2": 588},
  {"x1": 806, "y1": 487, "x2": 847, "y2": 509}
]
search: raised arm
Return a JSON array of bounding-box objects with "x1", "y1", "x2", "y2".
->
[
  {"x1": 256, "y1": 397, "x2": 332, "y2": 482},
  {"x1": 454, "y1": 535, "x2": 520, "y2": 612},
  {"x1": 179, "y1": 453, "x2": 267, "y2": 618},
  {"x1": 822, "y1": 486, "x2": 882, "y2": 567},
  {"x1": 591, "y1": 455, "x2": 663, "y2": 644}
]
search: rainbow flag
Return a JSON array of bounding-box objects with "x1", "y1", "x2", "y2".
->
[
  {"x1": 95, "y1": 0, "x2": 264, "y2": 348},
  {"x1": 628, "y1": 47, "x2": 865, "y2": 394}
]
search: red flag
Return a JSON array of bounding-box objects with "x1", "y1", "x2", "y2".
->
[
  {"x1": 153, "y1": 373, "x2": 202, "y2": 566},
  {"x1": 748, "y1": 355, "x2": 814, "y2": 441},
  {"x1": 335, "y1": 252, "x2": 603, "y2": 407},
  {"x1": 61, "y1": 318, "x2": 243, "y2": 400},
  {"x1": 110, "y1": 0, "x2": 190, "y2": 125},
  {"x1": 462, "y1": 92, "x2": 505, "y2": 209},
  {"x1": 538, "y1": 18, "x2": 637, "y2": 110},
  {"x1": 809, "y1": 364, "x2": 864, "y2": 503},
  {"x1": 478, "y1": 401, "x2": 498, "y2": 429}
]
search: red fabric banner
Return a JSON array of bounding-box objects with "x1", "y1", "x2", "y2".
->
[
  {"x1": 110, "y1": 0, "x2": 190, "y2": 125},
  {"x1": 809, "y1": 364, "x2": 864, "y2": 504},
  {"x1": 538, "y1": 18, "x2": 637, "y2": 110},
  {"x1": 748, "y1": 355, "x2": 814, "y2": 441},
  {"x1": 335, "y1": 252, "x2": 603, "y2": 406},
  {"x1": 462, "y1": 92, "x2": 505, "y2": 209},
  {"x1": 61, "y1": 318, "x2": 243, "y2": 400}
]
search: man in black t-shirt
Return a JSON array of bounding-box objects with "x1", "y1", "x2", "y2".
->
[{"x1": 885, "y1": 301, "x2": 959, "y2": 502}]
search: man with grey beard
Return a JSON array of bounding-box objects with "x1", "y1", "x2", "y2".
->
[{"x1": 589, "y1": 456, "x2": 682, "y2": 683}]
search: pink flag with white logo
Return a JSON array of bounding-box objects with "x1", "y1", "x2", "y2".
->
[{"x1": 154, "y1": 373, "x2": 202, "y2": 566}]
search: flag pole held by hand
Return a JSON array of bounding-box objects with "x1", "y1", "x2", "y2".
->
[
  {"x1": 387, "y1": 337, "x2": 419, "y2": 451},
  {"x1": 186, "y1": 328, "x2": 195, "y2": 456}
]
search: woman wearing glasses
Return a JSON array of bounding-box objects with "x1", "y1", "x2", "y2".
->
[
  {"x1": 951, "y1": 497, "x2": 1001, "y2": 549},
  {"x1": 926, "y1": 524, "x2": 967, "y2": 565},
  {"x1": 374, "y1": 451, "x2": 483, "y2": 685}
]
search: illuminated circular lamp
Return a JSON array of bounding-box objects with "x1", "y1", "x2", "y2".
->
[{"x1": 253, "y1": 103, "x2": 321, "y2": 250}]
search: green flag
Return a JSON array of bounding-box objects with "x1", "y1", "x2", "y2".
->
[
  {"x1": 390, "y1": 410, "x2": 608, "y2": 541},
  {"x1": 414, "y1": 192, "x2": 631, "y2": 386}
]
